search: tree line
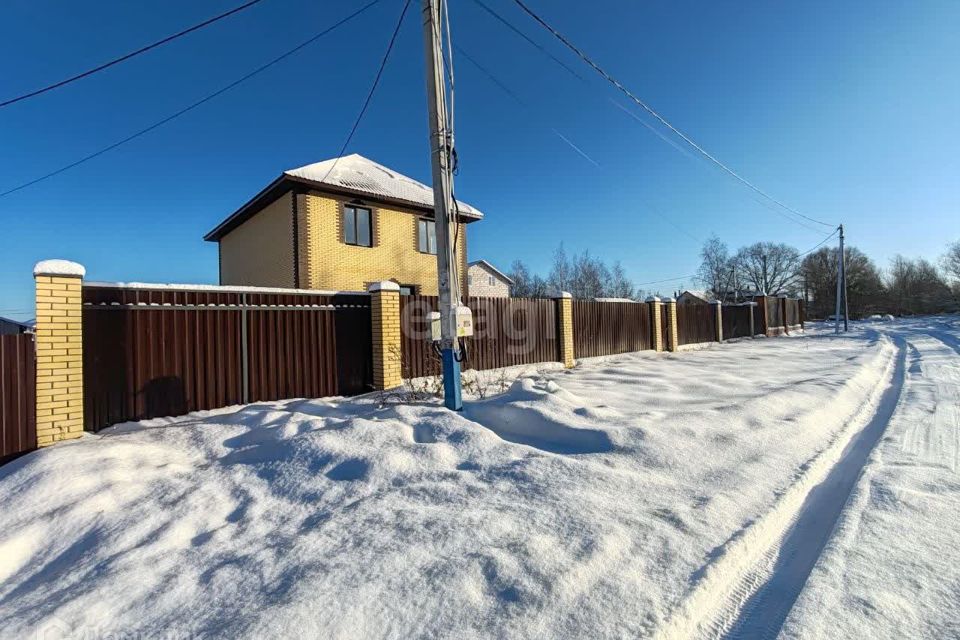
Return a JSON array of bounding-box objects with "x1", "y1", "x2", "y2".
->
[
  {"x1": 504, "y1": 238, "x2": 960, "y2": 320},
  {"x1": 508, "y1": 244, "x2": 637, "y2": 300},
  {"x1": 697, "y1": 236, "x2": 960, "y2": 318}
]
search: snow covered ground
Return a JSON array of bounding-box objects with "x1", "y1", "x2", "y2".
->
[{"x1": 0, "y1": 318, "x2": 956, "y2": 639}]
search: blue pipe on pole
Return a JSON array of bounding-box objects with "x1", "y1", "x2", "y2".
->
[{"x1": 441, "y1": 347, "x2": 462, "y2": 411}]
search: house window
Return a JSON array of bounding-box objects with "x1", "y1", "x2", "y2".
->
[
  {"x1": 467, "y1": 275, "x2": 473, "y2": 286},
  {"x1": 488, "y1": 275, "x2": 495, "y2": 286},
  {"x1": 343, "y1": 205, "x2": 372, "y2": 247},
  {"x1": 418, "y1": 219, "x2": 437, "y2": 254}
]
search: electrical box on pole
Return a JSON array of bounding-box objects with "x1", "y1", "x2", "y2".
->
[{"x1": 421, "y1": 0, "x2": 464, "y2": 410}]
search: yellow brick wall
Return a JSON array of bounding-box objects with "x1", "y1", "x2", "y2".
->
[
  {"x1": 370, "y1": 288, "x2": 402, "y2": 389},
  {"x1": 649, "y1": 300, "x2": 663, "y2": 352},
  {"x1": 35, "y1": 275, "x2": 84, "y2": 445},
  {"x1": 300, "y1": 192, "x2": 468, "y2": 295},
  {"x1": 666, "y1": 300, "x2": 679, "y2": 352},
  {"x1": 557, "y1": 296, "x2": 575, "y2": 368},
  {"x1": 220, "y1": 192, "x2": 295, "y2": 287}
]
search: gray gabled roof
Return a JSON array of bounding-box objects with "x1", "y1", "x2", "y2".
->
[
  {"x1": 468, "y1": 259, "x2": 514, "y2": 285},
  {"x1": 205, "y1": 154, "x2": 483, "y2": 242}
]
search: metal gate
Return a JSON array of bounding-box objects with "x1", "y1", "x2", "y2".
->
[
  {"x1": 1, "y1": 334, "x2": 36, "y2": 462},
  {"x1": 83, "y1": 286, "x2": 373, "y2": 431}
]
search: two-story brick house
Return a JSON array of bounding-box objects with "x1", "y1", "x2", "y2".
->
[{"x1": 204, "y1": 154, "x2": 482, "y2": 295}]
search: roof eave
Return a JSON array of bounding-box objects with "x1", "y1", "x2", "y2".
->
[
  {"x1": 283, "y1": 174, "x2": 484, "y2": 221},
  {"x1": 205, "y1": 175, "x2": 483, "y2": 242}
]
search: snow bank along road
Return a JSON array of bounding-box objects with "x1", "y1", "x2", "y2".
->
[{"x1": 0, "y1": 318, "x2": 955, "y2": 638}]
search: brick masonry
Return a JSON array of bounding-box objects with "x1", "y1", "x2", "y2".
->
[
  {"x1": 647, "y1": 297, "x2": 663, "y2": 352},
  {"x1": 370, "y1": 282, "x2": 403, "y2": 389},
  {"x1": 34, "y1": 268, "x2": 84, "y2": 446},
  {"x1": 556, "y1": 294, "x2": 575, "y2": 368},
  {"x1": 665, "y1": 298, "x2": 679, "y2": 352}
]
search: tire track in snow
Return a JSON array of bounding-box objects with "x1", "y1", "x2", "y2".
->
[
  {"x1": 653, "y1": 333, "x2": 904, "y2": 640},
  {"x1": 720, "y1": 337, "x2": 907, "y2": 639}
]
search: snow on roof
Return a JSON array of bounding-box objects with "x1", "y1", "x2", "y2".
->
[
  {"x1": 285, "y1": 154, "x2": 483, "y2": 219},
  {"x1": 679, "y1": 289, "x2": 714, "y2": 302},
  {"x1": 467, "y1": 259, "x2": 513, "y2": 284}
]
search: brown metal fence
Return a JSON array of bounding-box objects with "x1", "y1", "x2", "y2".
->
[
  {"x1": 785, "y1": 298, "x2": 800, "y2": 327},
  {"x1": 82, "y1": 286, "x2": 372, "y2": 431},
  {"x1": 676, "y1": 304, "x2": 717, "y2": 345},
  {"x1": 399, "y1": 296, "x2": 561, "y2": 378},
  {"x1": 766, "y1": 297, "x2": 783, "y2": 330},
  {"x1": 1, "y1": 334, "x2": 35, "y2": 462},
  {"x1": 722, "y1": 305, "x2": 753, "y2": 339},
  {"x1": 572, "y1": 300, "x2": 651, "y2": 358}
]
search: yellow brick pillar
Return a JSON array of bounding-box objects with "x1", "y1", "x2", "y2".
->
[
  {"x1": 555, "y1": 292, "x2": 575, "y2": 368},
  {"x1": 712, "y1": 300, "x2": 723, "y2": 342},
  {"x1": 664, "y1": 297, "x2": 679, "y2": 352},
  {"x1": 33, "y1": 260, "x2": 85, "y2": 446},
  {"x1": 646, "y1": 296, "x2": 663, "y2": 352},
  {"x1": 369, "y1": 281, "x2": 402, "y2": 390}
]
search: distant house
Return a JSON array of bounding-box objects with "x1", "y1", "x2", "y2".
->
[
  {"x1": 204, "y1": 154, "x2": 483, "y2": 295},
  {"x1": 467, "y1": 260, "x2": 513, "y2": 298},
  {"x1": 0, "y1": 316, "x2": 33, "y2": 335},
  {"x1": 677, "y1": 290, "x2": 714, "y2": 304}
]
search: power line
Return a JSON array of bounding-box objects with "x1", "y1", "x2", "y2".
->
[
  {"x1": 635, "y1": 274, "x2": 697, "y2": 287},
  {"x1": 454, "y1": 45, "x2": 599, "y2": 166},
  {"x1": 0, "y1": 0, "x2": 383, "y2": 199},
  {"x1": 1, "y1": 0, "x2": 268, "y2": 109},
  {"x1": 508, "y1": 0, "x2": 837, "y2": 231},
  {"x1": 467, "y1": 0, "x2": 583, "y2": 81},
  {"x1": 316, "y1": 0, "x2": 412, "y2": 185},
  {"x1": 797, "y1": 227, "x2": 840, "y2": 258}
]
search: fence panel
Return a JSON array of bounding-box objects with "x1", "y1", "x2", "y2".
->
[
  {"x1": 399, "y1": 295, "x2": 441, "y2": 379},
  {"x1": 400, "y1": 296, "x2": 560, "y2": 377},
  {"x1": 572, "y1": 301, "x2": 651, "y2": 358},
  {"x1": 722, "y1": 305, "x2": 753, "y2": 339},
  {"x1": 83, "y1": 286, "x2": 371, "y2": 431},
  {"x1": 1, "y1": 334, "x2": 35, "y2": 461},
  {"x1": 785, "y1": 299, "x2": 800, "y2": 327},
  {"x1": 766, "y1": 297, "x2": 783, "y2": 330},
  {"x1": 753, "y1": 301, "x2": 767, "y2": 336},
  {"x1": 676, "y1": 304, "x2": 717, "y2": 345}
]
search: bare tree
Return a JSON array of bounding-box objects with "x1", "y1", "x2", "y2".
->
[
  {"x1": 608, "y1": 261, "x2": 636, "y2": 299},
  {"x1": 943, "y1": 240, "x2": 960, "y2": 302},
  {"x1": 942, "y1": 240, "x2": 960, "y2": 283},
  {"x1": 507, "y1": 260, "x2": 534, "y2": 297},
  {"x1": 734, "y1": 242, "x2": 800, "y2": 295},
  {"x1": 696, "y1": 235, "x2": 734, "y2": 300},
  {"x1": 886, "y1": 255, "x2": 953, "y2": 315},
  {"x1": 801, "y1": 246, "x2": 885, "y2": 319},
  {"x1": 547, "y1": 243, "x2": 573, "y2": 294}
]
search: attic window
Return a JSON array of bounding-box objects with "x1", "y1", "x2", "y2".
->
[{"x1": 343, "y1": 205, "x2": 372, "y2": 247}]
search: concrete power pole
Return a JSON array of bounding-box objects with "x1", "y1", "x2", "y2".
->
[
  {"x1": 834, "y1": 224, "x2": 847, "y2": 333},
  {"x1": 421, "y1": 0, "x2": 463, "y2": 410}
]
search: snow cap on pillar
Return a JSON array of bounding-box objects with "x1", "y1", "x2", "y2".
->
[
  {"x1": 777, "y1": 293, "x2": 788, "y2": 299},
  {"x1": 553, "y1": 291, "x2": 572, "y2": 299},
  {"x1": 368, "y1": 281, "x2": 400, "y2": 293},
  {"x1": 34, "y1": 259, "x2": 85, "y2": 278},
  {"x1": 662, "y1": 296, "x2": 676, "y2": 303},
  {"x1": 644, "y1": 295, "x2": 661, "y2": 303},
  {"x1": 710, "y1": 300, "x2": 722, "y2": 305}
]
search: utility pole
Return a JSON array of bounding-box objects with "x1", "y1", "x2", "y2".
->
[
  {"x1": 834, "y1": 224, "x2": 847, "y2": 333},
  {"x1": 421, "y1": 0, "x2": 463, "y2": 410},
  {"x1": 761, "y1": 254, "x2": 768, "y2": 295},
  {"x1": 841, "y1": 225, "x2": 849, "y2": 332}
]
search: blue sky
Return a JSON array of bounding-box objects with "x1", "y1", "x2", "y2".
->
[{"x1": 1, "y1": 0, "x2": 958, "y2": 319}]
